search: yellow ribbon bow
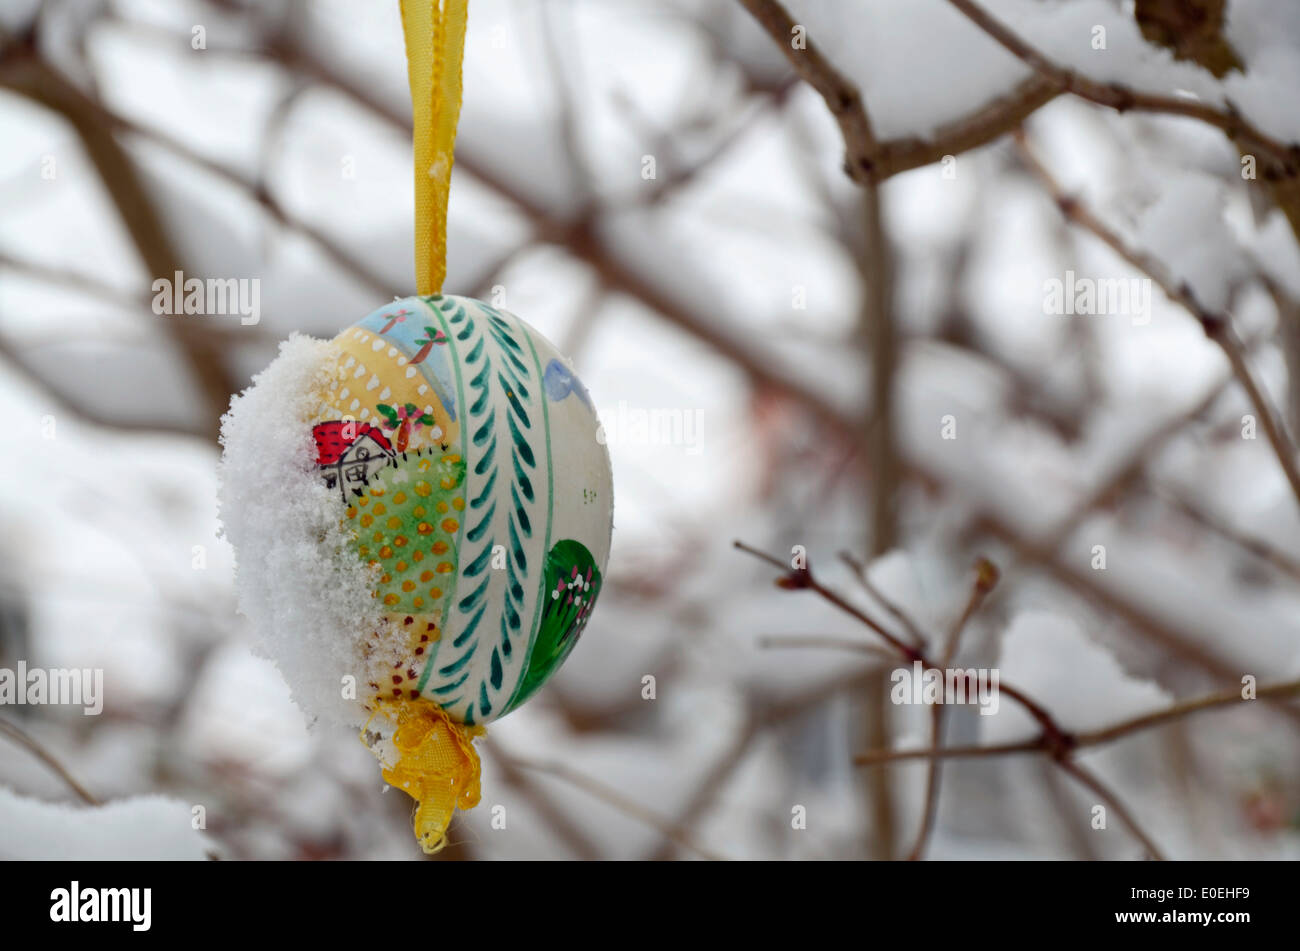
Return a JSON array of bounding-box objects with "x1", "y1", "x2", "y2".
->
[{"x1": 365, "y1": 696, "x2": 484, "y2": 854}]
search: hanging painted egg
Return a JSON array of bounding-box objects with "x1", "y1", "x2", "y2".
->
[
  {"x1": 313, "y1": 294, "x2": 611, "y2": 722},
  {"x1": 219, "y1": 293, "x2": 612, "y2": 851}
]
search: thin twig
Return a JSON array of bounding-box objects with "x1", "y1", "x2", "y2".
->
[
  {"x1": 645, "y1": 669, "x2": 879, "y2": 860},
  {"x1": 0, "y1": 718, "x2": 100, "y2": 806},
  {"x1": 734, "y1": 541, "x2": 921, "y2": 660},
  {"x1": 838, "y1": 555, "x2": 927, "y2": 648},
  {"x1": 1154, "y1": 481, "x2": 1300, "y2": 585},
  {"x1": 1055, "y1": 757, "x2": 1165, "y2": 860},
  {"x1": 506, "y1": 755, "x2": 727, "y2": 861},
  {"x1": 480, "y1": 745, "x2": 603, "y2": 860},
  {"x1": 737, "y1": 540, "x2": 1069, "y2": 743},
  {"x1": 837, "y1": 552, "x2": 927, "y2": 648},
  {"x1": 856, "y1": 739, "x2": 1045, "y2": 765},
  {"x1": 908, "y1": 558, "x2": 999, "y2": 860},
  {"x1": 757, "y1": 634, "x2": 897, "y2": 661},
  {"x1": 1014, "y1": 130, "x2": 1300, "y2": 512},
  {"x1": 855, "y1": 677, "x2": 1300, "y2": 764},
  {"x1": 972, "y1": 508, "x2": 1268, "y2": 685}
]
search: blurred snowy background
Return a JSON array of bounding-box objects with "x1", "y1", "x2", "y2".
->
[{"x1": 1, "y1": 0, "x2": 1299, "y2": 860}]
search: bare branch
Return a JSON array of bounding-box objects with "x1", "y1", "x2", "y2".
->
[
  {"x1": 1074, "y1": 678, "x2": 1300, "y2": 747},
  {"x1": 0, "y1": 48, "x2": 238, "y2": 439},
  {"x1": 873, "y1": 76, "x2": 1061, "y2": 178},
  {"x1": 1014, "y1": 131, "x2": 1300, "y2": 512},
  {"x1": 736, "y1": 0, "x2": 878, "y2": 181},
  {"x1": 946, "y1": 0, "x2": 1299, "y2": 173}
]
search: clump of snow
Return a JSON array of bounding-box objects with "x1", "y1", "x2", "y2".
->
[
  {"x1": 774, "y1": 0, "x2": 1300, "y2": 151},
  {"x1": 1133, "y1": 171, "x2": 1247, "y2": 314},
  {"x1": 1241, "y1": 207, "x2": 1300, "y2": 301},
  {"x1": 1224, "y1": 2, "x2": 1300, "y2": 143},
  {"x1": 981, "y1": 610, "x2": 1173, "y2": 744},
  {"x1": 0, "y1": 789, "x2": 215, "y2": 860},
  {"x1": 218, "y1": 333, "x2": 379, "y2": 729}
]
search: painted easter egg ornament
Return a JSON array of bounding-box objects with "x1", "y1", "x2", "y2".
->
[
  {"x1": 217, "y1": 1, "x2": 613, "y2": 854},
  {"x1": 319, "y1": 294, "x2": 610, "y2": 849}
]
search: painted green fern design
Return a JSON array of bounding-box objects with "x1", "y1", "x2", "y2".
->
[{"x1": 422, "y1": 296, "x2": 542, "y2": 723}]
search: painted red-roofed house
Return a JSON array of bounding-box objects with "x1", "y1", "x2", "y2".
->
[{"x1": 313, "y1": 420, "x2": 394, "y2": 501}]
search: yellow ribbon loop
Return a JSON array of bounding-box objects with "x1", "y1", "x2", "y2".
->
[
  {"x1": 400, "y1": 0, "x2": 469, "y2": 296},
  {"x1": 363, "y1": 2, "x2": 474, "y2": 854}
]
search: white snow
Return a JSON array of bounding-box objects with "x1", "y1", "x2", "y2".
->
[
  {"x1": 0, "y1": 788, "x2": 215, "y2": 860},
  {"x1": 981, "y1": 610, "x2": 1174, "y2": 744},
  {"x1": 1133, "y1": 172, "x2": 1248, "y2": 314},
  {"x1": 218, "y1": 333, "x2": 380, "y2": 729}
]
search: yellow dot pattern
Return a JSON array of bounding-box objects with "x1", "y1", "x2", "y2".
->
[{"x1": 347, "y1": 448, "x2": 467, "y2": 619}]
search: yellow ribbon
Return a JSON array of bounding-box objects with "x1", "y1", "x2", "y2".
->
[
  {"x1": 400, "y1": 0, "x2": 469, "y2": 296},
  {"x1": 385, "y1": 0, "x2": 476, "y2": 856}
]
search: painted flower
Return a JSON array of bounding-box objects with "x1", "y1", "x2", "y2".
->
[{"x1": 377, "y1": 402, "x2": 437, "y2": 452}]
